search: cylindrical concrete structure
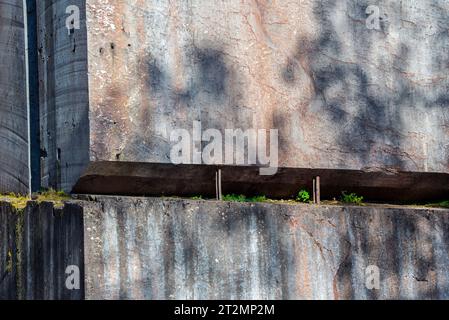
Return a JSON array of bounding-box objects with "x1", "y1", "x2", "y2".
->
[{"x1": 0, "y1": 0, "x2": 28, "y2": 194}]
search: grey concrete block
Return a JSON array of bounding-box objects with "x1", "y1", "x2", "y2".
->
[
  {"x1": 37, "y1": 0, "x2": 90, "y2": 192},
  {"x1": 82, "y1": 196, "x2": 449, "y2": 300},
  {"x1": 35, "y1": 0, "x2": 449, "y2": 193},
  {"x1": 2, "y1": 196, "x2": 449, "y2": 300}
]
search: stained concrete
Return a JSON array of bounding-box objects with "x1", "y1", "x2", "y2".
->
[
  {"x1": 1, "y1": 196, "x2": 449, "y2": 300},
  {"x1": 82, "y1": 196, "x2": 449, "y2": 300},
  {"x1": 0, "y1": 201, "x2": 84, "y2": 300},
  {"x1": 37, "y1": 0, "x2": 90, "y2": 192},
  {"x1": 0, "y1": 0, "x2": 28, "y2": 194},
  {"x1": 33, "y1": 0, "x2": 449, "y2": 192}
]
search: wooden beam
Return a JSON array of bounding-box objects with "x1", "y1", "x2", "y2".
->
[{"x1": 72, "y1": 162, "x2": 449, "y2": 202}]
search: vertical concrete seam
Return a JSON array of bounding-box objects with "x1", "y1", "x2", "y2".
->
[{"x1": 22, "y1": 0, "x2": 31, "y2": 196}]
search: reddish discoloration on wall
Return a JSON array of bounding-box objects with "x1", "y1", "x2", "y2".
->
[
  {"x1": 81, "y1": 0, "x2": 449, "y2": 175},
  {"x1": 33, "y1": 0, "x2": 449, "y2": 192}
]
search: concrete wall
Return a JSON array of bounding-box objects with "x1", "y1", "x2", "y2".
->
[
  {"x1": 0, "y1": 201, "x2": 84, "y2": 300},
  {"x1": 33, "y1": 0, "x2": 449, "y2": 192},
  {"x1": 37, "y1": 0, "x2": 90, "y2": 192},
  {"x1": 83, "y1": 197, "x2": 449, "y2": 300},
  {"x1": 84, "y1": 0, "x2": 449, "y2": 171},
  {"x1": 1, "y1": 196, "x2": 449, "y2": 300},
  {"x1": 0, "y1": 0, "x2": 28, "y2": 194}
]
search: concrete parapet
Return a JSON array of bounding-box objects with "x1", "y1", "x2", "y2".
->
[{"x1": 2, "y1": 196, "x2": 449, "y2": 300}]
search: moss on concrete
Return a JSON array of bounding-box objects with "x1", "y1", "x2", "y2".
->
[
  {"x1": 0, "y1": 189, "x2": 71, "y2": 209},
  {"x1": 14, "y1": 207, "x2": 24, "y2": 300},
  {"x1": 36, "y1": 189, "x2": 70, "y2": 208},
  {"x1": 5, "y1": 250, "x2": 12, "y2": 274},
  {"x1": 0, "y1": 193, "x2": 29, "y2": 209}
]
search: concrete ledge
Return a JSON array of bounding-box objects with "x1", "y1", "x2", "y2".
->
[
  {"x1": 1, "y1": 196, "x2": 449, "y2": 300},
  {"x1": 82, "y1": 196, "x2": 449, "y2": 300},
  {"x1": 73, "y1": 162, "x2": 449, "y2": 202}
]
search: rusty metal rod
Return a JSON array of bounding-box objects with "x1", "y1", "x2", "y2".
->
[
  {"x1": 313, "y1": 179, "x2": 316, "y2": 204},
  {"x1": 218, "y1": 169, "x2": 223, "y2": 201}
]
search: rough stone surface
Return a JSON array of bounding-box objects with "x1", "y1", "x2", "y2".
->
[
  {"x1": 36, "y1": 0, "x2": 449, "y2": 192},
  {"x1": 0, "y1": 0, "x2": 28, "y2": 194},
  {"x1": 83, "y1": 196, "x2": 449, "y2": 300}
]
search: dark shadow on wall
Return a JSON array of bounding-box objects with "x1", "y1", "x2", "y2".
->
[
  {"x1": 114, "y1": 43, "x2": 252, "y2": 163},
  {"x1": 280, "y1": 0, "x2": 449, "y2": 171},
  {"x1": 282, "y1": 0, "x2": 404, "y2": 169},
  {"x1": 93, "y1": 1, "x2": 449, "y2": 176},
  {"x1": 334, "y1": 207, "x2": 449, "y2": 300}
]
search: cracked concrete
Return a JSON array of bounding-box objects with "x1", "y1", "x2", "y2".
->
[
  {"x1": 81, "y1": 196, "x2": 449, "y2": 300},
  {"x1": 33, "y1": 0, "x2": 449, "y2": 192},
  {"x1": 2, "y1": 196, "x2": 449, "y2": 300}
]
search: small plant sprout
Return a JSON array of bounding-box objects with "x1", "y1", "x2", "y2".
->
[
  {"x1": 296, "y1": 189, "x2": 310, "y2": 203},
  {"x1": 222, "y1": 194, "x2": 247, "y2": 202},
  {"x1": 341, "y1": 191, "x2": 364, "y2": 205},
  {"x1": 247, "y1": 195, "x2": 267, "y2": 203}
]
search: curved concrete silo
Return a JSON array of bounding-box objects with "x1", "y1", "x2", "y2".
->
[{"x1": 0, "y1": 0, "x2": 28, "y2": 194}]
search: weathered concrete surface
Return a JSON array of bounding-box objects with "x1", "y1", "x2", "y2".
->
[
  {"x1": 0, "y1": 201, "x2": 84, "y2": 300},
  {"x1": 36, "y1": 0, "x2": 449, "y2": 192},
  {"x1": 1, "y1": 196, "x2": 449, "y2": 300},
  {"x1": 83, "y1": 196, "x2": 449, "y2": 300},
  {"x1": 37, "y1": 0, "x2": 90, "y2": 192},
  {"x1": 85, "y1": 0, "x2": 449, "y2": 172},
  {"x1": 0, "y1": 0, "x2": 28, "y2": 194}
]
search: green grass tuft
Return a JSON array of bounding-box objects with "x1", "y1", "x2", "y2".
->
[
  {"x1": 222, "y1": 194, "x2": 247, "y2": 202},
  {"x1": 221, "y1": 194, "x2": 269, "y2": 203},
  {"x1": 341, "y1": 191, "x2": 364, "y2": 205},
  {"x1": 247, "y1": 195, "x2": 268, "y2": 203}
]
